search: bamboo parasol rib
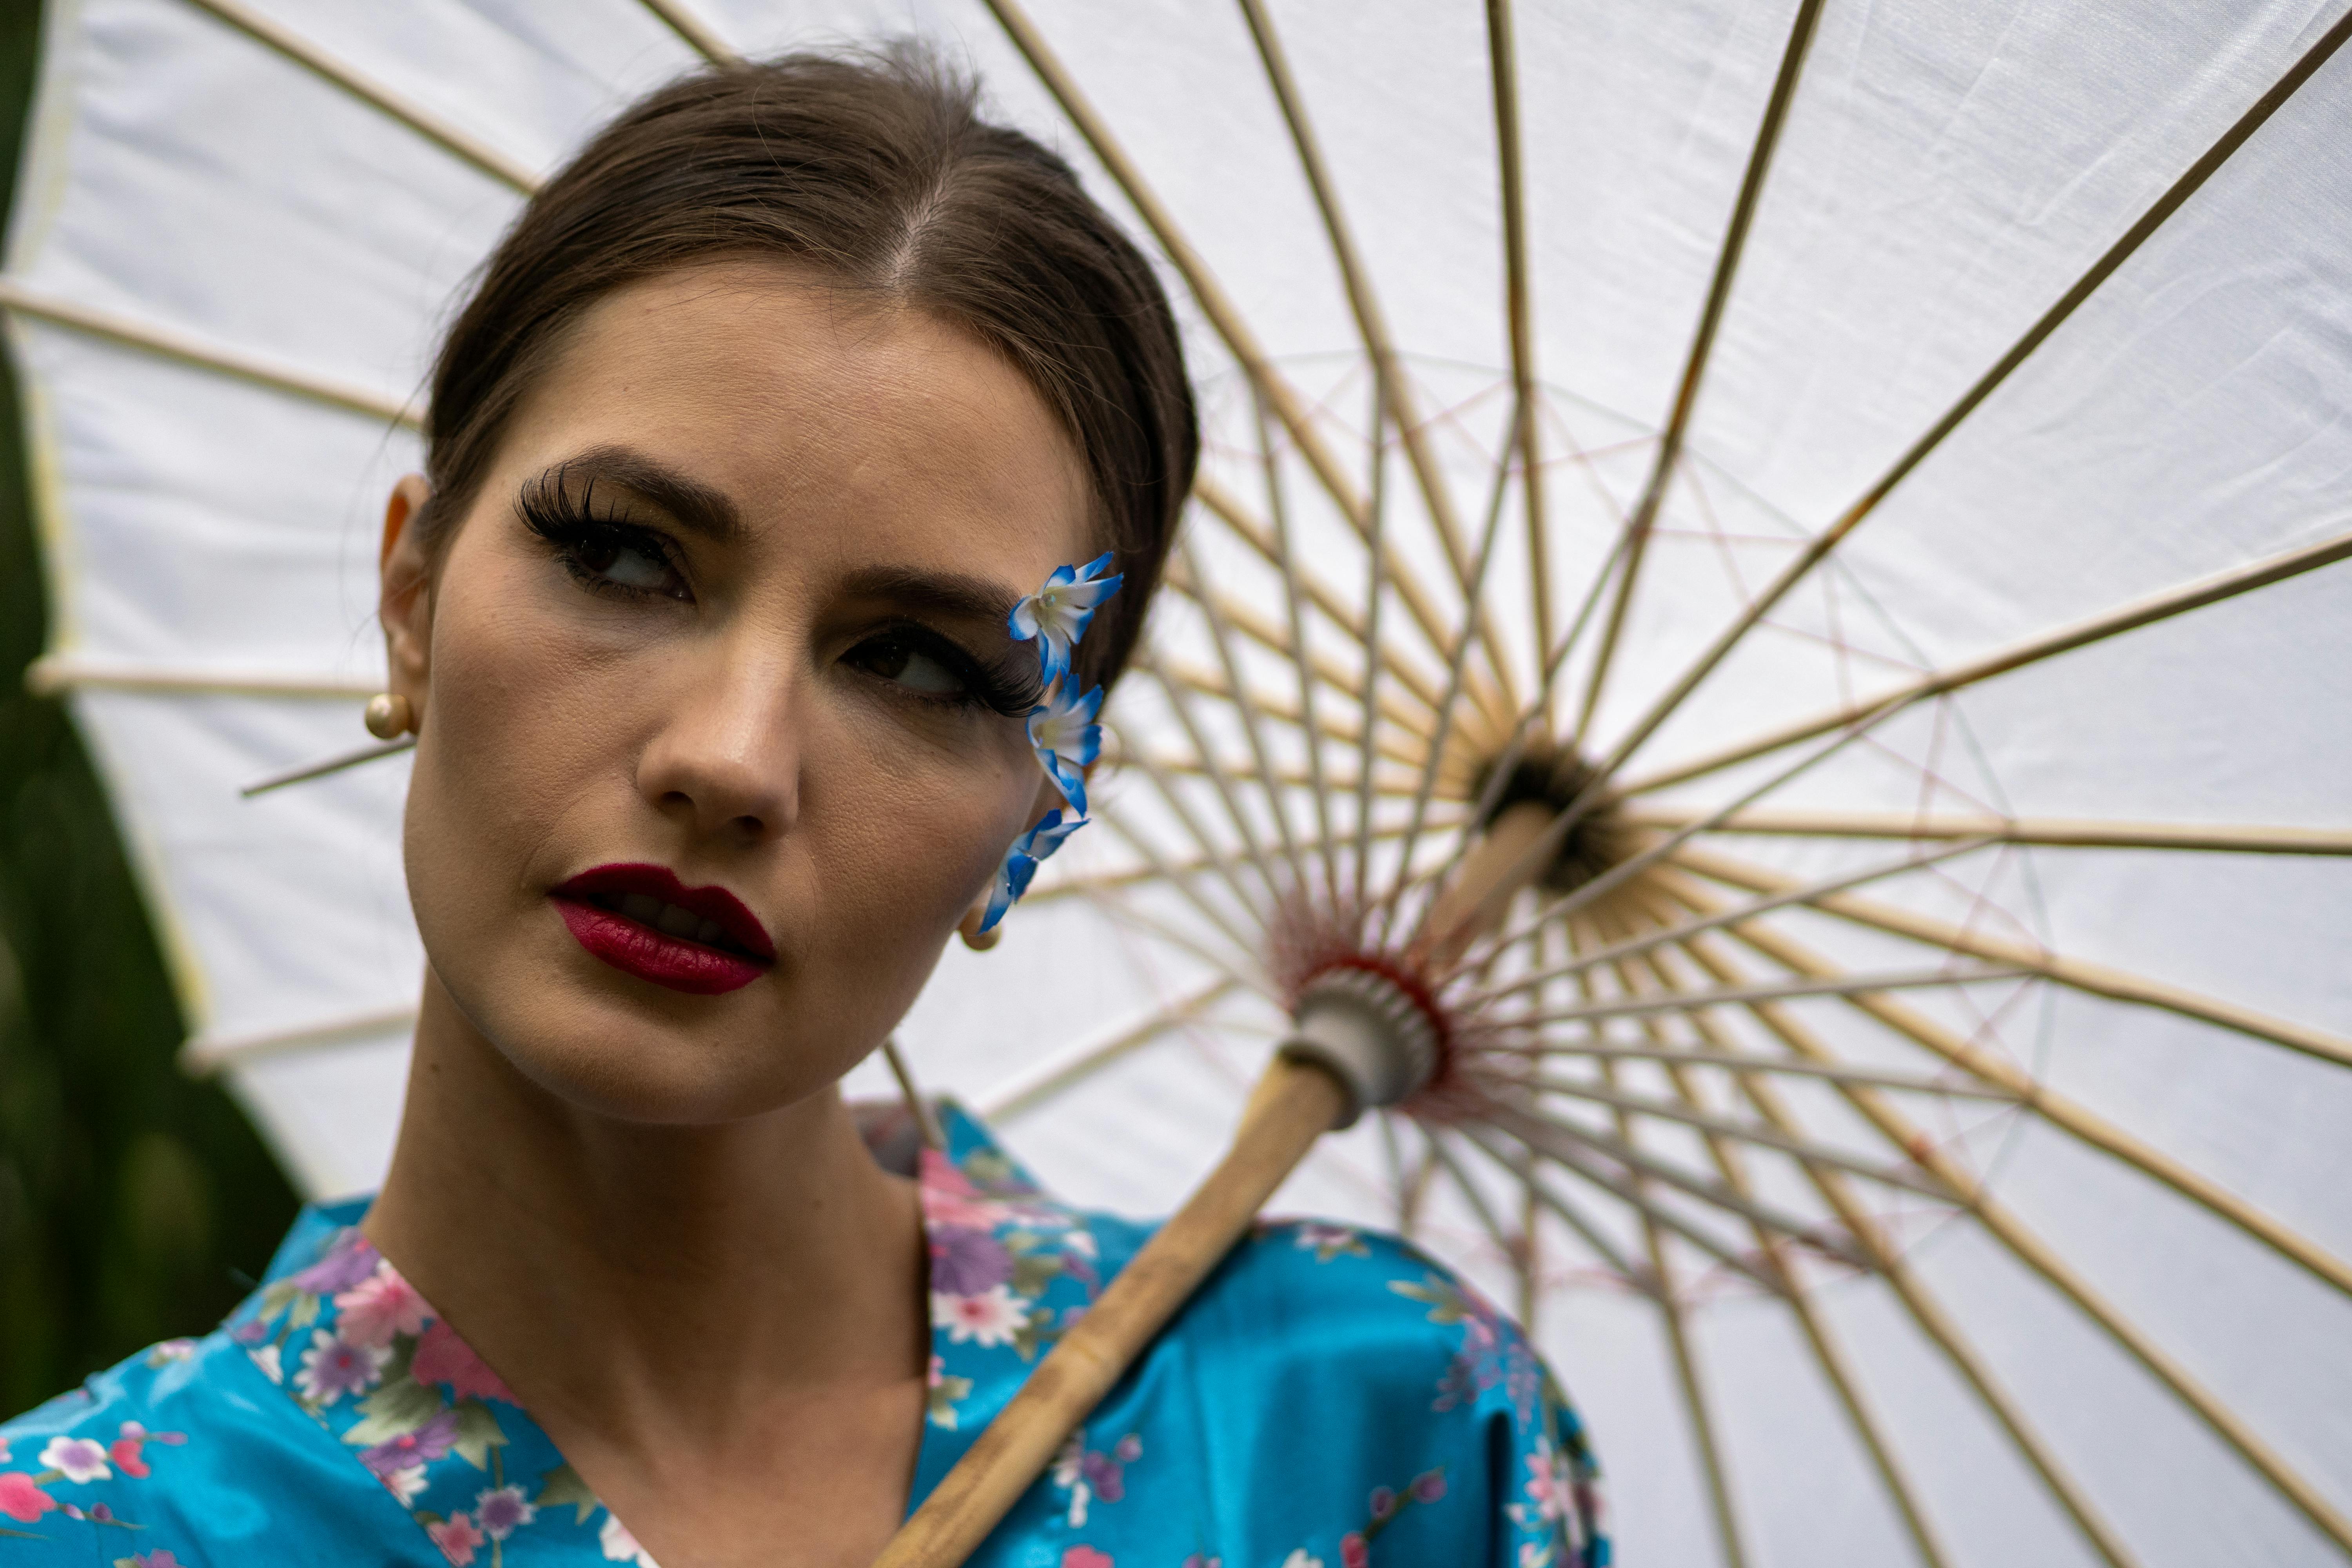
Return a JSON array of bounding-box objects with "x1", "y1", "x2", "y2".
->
[
  {"x1": 1254, "y1": 391, "x2": 1343, "y2": 909},
  {"x1": 1623, "y1": 527, "x2": 2352, "y2": 795},
  {"x1": 178, "y1": 0, "x2": 541, "y2": 192},
  {"x1": 976, "y1": 978, "x2": 1242, "y2": 1123},
  {"x1": 1481, "y1": 0, "x2": 1549, "y2": 662},
  {"x1": 1647, "y1": 905, "x2": 2352, "y2": 1553},
  {"x1": 635, "y1": 0, "x2": 737, "y2": 64},
  {"x1": 1669, "y1": 842, "x2": 2352, "y2": 1070},
  {"x1": 1644, "y1": 866, "x2": 2352, "y2": 1301},
  {"x1": 978, "y1": 0, "x2": 1491, "y2": 709},
  {"x1": 1573, "y1": 0, "x2": 1824, "y2": 742},
  {"x1": 1233, "y1": 0, "x2": 1520, "y2": 730},
  {"x1": 0, "y1": 278, "x2": 417, "y2": 425},
  {"x1": 1575, "y1": 9, "x2": 2352, "y2": 785},
  {"x1": 1617, "y1": 806, "x2": 2352, "y2": 856},
  {"x1": 1596, "y1": 920, "x2": 1958, "y2": 1568}
]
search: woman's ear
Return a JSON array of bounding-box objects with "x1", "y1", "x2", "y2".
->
[{"x1": 380, "y1": 473, "x2": 437, "y2": 723}]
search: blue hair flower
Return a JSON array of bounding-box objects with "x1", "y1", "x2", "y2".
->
[
  {"x1": 978, "y1": 809, "x2": 1086, "y2": 934},
  {"x1": 982, "y1": 557, "x2": 1119, "y2": 935},
  {"x1": 1009, "y1": 551, "x2": 1123, "y2": 687},
  {"x1": 1027, "y1": 678, "x2": 1104, "y2": 819}
]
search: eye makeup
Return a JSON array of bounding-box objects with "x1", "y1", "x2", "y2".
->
[
  {"x1": 842, "y1": 620, "x2": 1045, "y2": 719},
  {"x1": 515, "y1": 460, "x2": 1047, "y2": 720},
  {"x1": 518, "y1": 470, "x2": 691, "y2": 602}
]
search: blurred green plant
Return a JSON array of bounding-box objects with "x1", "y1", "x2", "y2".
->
[{"x1": 0, "y1": 1, "x2": 300, "y2": 1412}]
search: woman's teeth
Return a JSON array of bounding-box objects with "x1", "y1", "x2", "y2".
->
[{"x1": 608, "y1": 892, "x2": 733, "y2": 950}]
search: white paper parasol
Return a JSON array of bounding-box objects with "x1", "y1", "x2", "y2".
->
[{"x1": 9, "y1": 1, "x2": 2352, "y2": 1562}]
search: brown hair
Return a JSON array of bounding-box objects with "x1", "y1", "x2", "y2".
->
[{"x1": 419, "y1": 46, "x2": 1195, "y2": 691}]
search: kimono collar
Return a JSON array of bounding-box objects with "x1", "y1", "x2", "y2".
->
[{"x1": 222, "y1": 1102, "x2": 1124, "y2": 1560}]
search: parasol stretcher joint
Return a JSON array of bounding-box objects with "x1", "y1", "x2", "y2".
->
[{"x1": 1278, "y1": 965, "x2": 1442, "y2": 1128}]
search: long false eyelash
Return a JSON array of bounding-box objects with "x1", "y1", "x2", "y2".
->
[
  {"x1": 864, "y1": 619, "x2": 1045, "y2": 719},
  {"x1": 517, "y1": 471, "x2": 686, "y2": 597}
]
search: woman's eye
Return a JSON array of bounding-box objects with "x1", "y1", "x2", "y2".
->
[
  {"x1": 850, "y1": 635, "x2": 969, "y2": 697},
  {"x1": 570, "y1": 530, "x2": 684, "y2": 596}
]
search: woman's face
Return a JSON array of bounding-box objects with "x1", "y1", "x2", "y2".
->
[{"x1": 381, "y1": 262, "x2": 1091, "y2": 1123}]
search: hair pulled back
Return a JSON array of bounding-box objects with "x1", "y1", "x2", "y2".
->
[{"x1": 421, "y1": 47, "x2": 1196, "y2": 691}]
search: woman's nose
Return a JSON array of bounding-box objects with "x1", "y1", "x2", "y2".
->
[{"x1": 633, "y1": 660, "x2": 800, "y2": 843}]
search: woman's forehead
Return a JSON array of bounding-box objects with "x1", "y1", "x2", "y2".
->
[{"x1": 500, "y1": 263, "x2": 1094, "y2": 567}]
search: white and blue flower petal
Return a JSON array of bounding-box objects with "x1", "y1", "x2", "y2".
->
[
  {"x1": 977, "y1": 809, "x2": 1087, "y2": 933},
  {"x1": 1027, "y1": 681, "x2": 1105, "y2": 815},
  {"x1": 1008, "y1": 554, "x2": 1124, "y2": 684}
]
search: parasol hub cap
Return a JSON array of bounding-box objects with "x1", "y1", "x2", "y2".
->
[{"x1": 1279, "y1": 962, "x2": 1443, "y2": 1129}]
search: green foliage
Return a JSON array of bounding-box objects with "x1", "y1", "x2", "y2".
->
[{"x1": 0, "y1": 2, "x2": 300, "y2": 1412}]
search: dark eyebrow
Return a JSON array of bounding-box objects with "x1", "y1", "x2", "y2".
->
[
  {"x1": 840, "y1": 565, "x2": 1024, "y2": 630},
  {"x1": 540, "y1": 444, "x2": 742, "y2": 544}
]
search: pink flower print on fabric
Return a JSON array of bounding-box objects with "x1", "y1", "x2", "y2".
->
[
  {"x1": 474, "y1": 1484, "x2": 536, "y2": 1539},
  {"x1": 427, "y1": 1510, "x2": 485, "y2": 1566},
  {"x1": 918, "y1": 1151, "x2": 1010, "y2": 1230},
  {"x1": 107, "y1": 1421, "x2": 183, "y2": 1479},
  {"x1": 119, "y1": 1553, "x2": 184, "y2": 1568},
  {"x1": 0, "y1": 1470, "x2": 57, "y2": 1522},
  {"x1": 410, "y1": 1318, "x2": 518, "y2": 1405},
  {"x1": 1524, "y1": 1446, "x2": 1575, "y2": 1521},
  {"x1": 1340, "y1": 1535, "x2": 1369, "y2": 1568},
  {"x1": 935, "y1": 1284, "x2": 1027, "y2": 1347},
  {"x1": 40, "y1": 1435, "x2": 111, "y2": 1483},
  {"x1": 1061, "y1": 1549, "x2": 1114, "y2": 1568},
  {"x1": 294, "y1": 1328, "x2": 388, "y2": 1405},
  {"x1": 335, "y1": 1262, "x2": 431, "y2": 1348}
]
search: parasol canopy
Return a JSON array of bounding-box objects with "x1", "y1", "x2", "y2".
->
[{"x1": 9, "y1": 1, "x2": 2352, "y2": 1563}]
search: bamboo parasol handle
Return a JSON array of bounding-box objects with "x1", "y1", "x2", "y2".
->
[{"x1": 875, "y1": 1054, "x2": 1348, "y2": 1567}]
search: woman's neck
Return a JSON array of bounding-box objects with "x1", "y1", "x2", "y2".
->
[{"x1": 361, "y1": 970, "x2": 929, "y2": 1555}]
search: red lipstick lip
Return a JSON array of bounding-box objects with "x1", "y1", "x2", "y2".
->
[
  {"x1": 552, "y1": 863, "x2": 775, "y2": 960},
  {"x1": 548, "y1": 864, "x2": 776, "y2": 997}
]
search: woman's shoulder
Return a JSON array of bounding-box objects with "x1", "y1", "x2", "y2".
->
[
  {"x1": 1, "y1": 1328, "x2": 417, "y2": 1561},
  {"x1": 1077, "y1": 1209, "x2": 1608, "y2": 1565},
  {"x1": 3, "y1": 1332, "x2": 230, "y2": 1519},
  {"x1": 1128, "y1": 1210, "x2": 1559, "y2": 1425},
  {"x1": 0, "y1": 1209, "x2": 448, "y2": 1563}
]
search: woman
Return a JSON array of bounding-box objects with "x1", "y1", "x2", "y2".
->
[{"x1": 2, "y1": 50, "x2": 1604, "y2": 1568}]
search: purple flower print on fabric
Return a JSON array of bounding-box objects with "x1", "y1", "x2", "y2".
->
[
  {"x1": 1391, "y1": 1272, "x2": 1542, "y2": 1423},
  {"x1": 286, "y1": 1230, "x2": 382, "y2": 1296},
  {"x1": 929, "y1": 1224, "x2": 1015, "y2": 1296},
  {"x1": 294, "y1": 1331, "x2": 389, "y2": 1406},
  {"x1": 359, "y1": 1407, "x2": 462, "y2": 1476}
]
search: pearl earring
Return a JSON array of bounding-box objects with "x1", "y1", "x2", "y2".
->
[{"x1": 363, "y1": 692, "x2": 415, "y2": 740}]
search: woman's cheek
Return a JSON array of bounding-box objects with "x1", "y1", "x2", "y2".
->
[
  {"x1": 407, "y1": 556, "x2": 627, "y2": 962},
  {"x1": 816, "y1": 713, "x2": 1029, "y2": 942}
]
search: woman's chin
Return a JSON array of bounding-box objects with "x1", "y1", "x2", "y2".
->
[{"x1": 434, "y1": 956, "x2": 853, "y2": 1127}]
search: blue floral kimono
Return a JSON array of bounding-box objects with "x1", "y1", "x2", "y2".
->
[{"x1": 1, "y1": 1107, "x2": 1606, "y2": 1567}]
